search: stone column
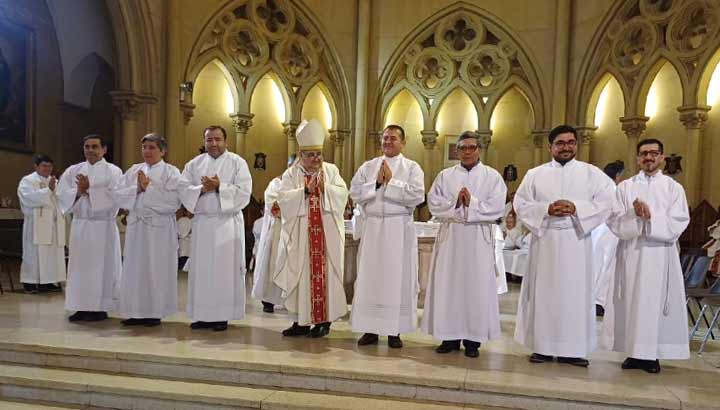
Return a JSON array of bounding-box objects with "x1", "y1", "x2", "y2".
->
[
  {"x1": 678, "y1": 105, "x2": 710, "y2": 207},
  {"x1": 531, "y1": 129, "x2": 548, "y2": 166},
  {"x1": 230, "y1": 112, "x2": 254, "y2": 158},
  {"x1": 353, "y1": 0, "x2": 371, "y2": 168},
  {"x1": 620, "y1": 116, "x2": 649, "y2": 176},
  {"x1": 283, "y1": 121, "x2": 300, "y2": 155},
  {"x1": 163, "y1": 0, "x2": 185, "y2": 166},
  {"x1": 330, "y1": 129, "x2": 347, "y2": 169},
  {"x1": 421, "y1": 130, "x2": 438, "y2": 188},
  {"x1": 476, "y1": 130, "x2": 492, "y2": 164},
  {"x1": 551, "y1": 0, "x2": 571, "y2": 125},
  {"x1": 367, "y1": 131, "x2": 381, "y2": 157},
  {"x1": 576, "y1": 126, "x2": 597, "y2": 163},
  {"x1": 110, "y1": 91, "x2": 156, "y2": 169}
]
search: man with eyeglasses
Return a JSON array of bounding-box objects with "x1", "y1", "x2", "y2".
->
[
  {"x1": 275, "y1": 119, "x2": 349, "y2": 339},
  {"x1": 421, "y1": 131, "x2": 506, "y2": 358},
  {"x1": 349, "y1": 124, "x2": 425, "y2": 349},
  {"x1": 513, "y1": 125, "x2": 615, "y2": 367},
  {"x1": 601, "y1": 138, "x2": 689, "y2": 373}
]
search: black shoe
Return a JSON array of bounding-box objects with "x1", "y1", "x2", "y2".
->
[
  {"x1": 529, "y1": 353, "x2": 554, "y2": 363},
  {"x1": 388, "y1": 335, "x2": 403, "y2": 349},
  {"x1": 23, "y1": 283, "x2": 39, "y2": 294},
  {"x1": 596, "y1": 304, "x2": 605, "y2": 317},
  {"x1": 557, "y1": 356, "x2": 589, "y2": 367},
  {"x1": 262, "y1": 302, "x2": 275, "y2": 313},
  {"x1": 358, "y1": 333, "x2": 379, "y2": 346},
  {"x1": 47, "y1": 283, "x2": 63, "y2": 292},
  {"x1": 68, "y1": 311, "x2": 88, "y2": 322},
  {"x1": 212, "y1": 321, "x2": 228, "y2": 331},
  {"x1": 308, "y1": 322, "x2": 331, "y2": 338},
  {"x1": 121, "y1": 318, "x2": 146, "y2": 326},
  {"x1": 463, "y1": 340, "x2": 481, "y2": 358},
  {"x1": 191, "y1": 321, "x2": 212, "y2": 329},
  {"x1": 622, "y1": 357, "x2": 660, "y2": 373},
  {"x1": 282, "y1": 322, "x2": 311, "y2": 336},
  {"x1": 84, "y1": 311, "x2": 108, "y2": 322},
  {"x1": 435, "y1": 340, "x2": 461, "y2": 353},
  {"x1": 144, "y1": 318, "x2": 161, "y2": 327}
]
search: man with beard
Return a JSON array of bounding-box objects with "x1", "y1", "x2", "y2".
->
[
  {"x1": 601, "y1": 139, "x2": 690, "y2": 373},
  {"x1": 513, "y1": 125, "x2": 614, "y2": 367}
]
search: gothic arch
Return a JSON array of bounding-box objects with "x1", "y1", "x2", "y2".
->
[
  {"x1": 183, "y1": 0, "x2": 351, "y2": 130},
  {"x1": 428, "y1": 81, "x2": 484, "y2": 130},
  {"x1": 584, "y1": 72, "x2": 627, "y2": 127},
  {"x1": 372, "y1": 1, "x2": 547, "y2": 134},
  {"x1": 483, "y1": 78, "x2": 538, "y2": 131},
  {"x1": 634, "y1": 55, "x2": 688, "y2": 116},
  {"x1": 298, "y1": 80, "x2": 338, "y2": 129},
  {"x1": 381, "y1": 81, "x2": 431, "y2": 129}
]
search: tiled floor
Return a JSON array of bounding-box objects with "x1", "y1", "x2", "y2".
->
[{"x1": 0, "y1": 272, "x2": 719, "y2": 409}]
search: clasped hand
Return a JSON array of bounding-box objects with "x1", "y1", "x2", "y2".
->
[
  {"x1": 137, "y1": 170, "x2": 150, "y2": 192},
  {"x1": 306, "y1": 171, "x2": 325, "y2": 193},
  {"x1": 633, "y1": 198, "x2": 652, "y2": 220},
  {"x1": 376, "y1": 160, "x2": 393, "y2": 186},
  {"x1": 75, "y1": 174, "x2": 89, "y2": 195},
  {"x1": 548, "y1": 199, "x2": 576, "y2": 217},
  {"x1": 201, "y1": 175, "x2": 220, "y2": 193},
  {"x1": 456, "y1": 187, "x2": 471, "y2": 208}
]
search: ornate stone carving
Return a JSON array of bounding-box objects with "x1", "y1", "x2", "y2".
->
[
  {"x1": 407, "y1": 48, "x2": 455, "y2": 96},
  {"x1": 619, "y1": 116, "x2": 649, "y2": 139},
  {"x1": 666, "y1": 1, "x2": 720, "y2": 58},
  {"x1": 678, "y1": 105, "x2": 711, "y2": 129},
  {"x1": 180, "y1": 102, "x2": 196, "y2": 124},
  {"x1": 230, "y1": 112, "x2": 254, "y2": 133},
  {"x1": 421, "y1": 130, "x2": 439, "y2": 149},
  {"x1": 640, "y1": 0, "x2": 677, "y2": 22},
  {"x1": 275, "y1": 34, "x2": 320, "y2": 84},
  {"x1": 248, "y1": 0, "x2": 295, "y2": 41},
  {"x1": 434, "y1": 14, "x2": 485, "y2": 57},
  {"x1": 475, "y1": 130, "x2": 492, "y2": 149},
  {"x1": 283, "y1": 121, "x2": 300, "y2": 141},
  {"x1": 611, "y1": 17, "x2": 659, "y2": 72},
  {"x1": 576, "y1": 126, "x2": 598, "y2": 145},
  {"x1": 110, "y1": 91, "x2": 157, "y2": 121},
  {"x1": 222, "y1": 20, "x2": 269, "y2": 73},
  {"x1": 531, "y1": 130, "x2": 549, "y2": 148},
  {"x1": 460, "y1": 45, "x2": 511, "y2": 93},
  {"x1": 330, "y1": 129, "x2": 349, "y2": 147}
]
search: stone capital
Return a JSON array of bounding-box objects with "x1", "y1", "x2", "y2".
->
[
  {"x1": 329, "y1": 129, "x2": 347, "y2": 146},
  {"x1": 619, "y1": 116, "x2": 649, "y2": 140},
  {"x1": 475, "y1": 129, "x2": 492, "y2": 149},
  {"x1": 531, "y1": 129, "x2": 550, "y2": 148},
  {"x1": 110, "y1": 90, "x2": 157, "y2": 121},
  {"x1": 283, "y1": 121, "x2": 300, "y2": 141},
  {"x1": 677, "y1": 105, "x2": 711, "y2": 130},
  {"x1": 180, "y1": 102, "x2": 196, "y2": 124},
  {"x1": 230, "y1": 112, "x2": 254, "y2": 133},
  {"x1": 576, "y1": 126, "x2": 598, "y2": 145},
  {"x1": 421, "y1": 130, "x2": 439, "y2": 149}
]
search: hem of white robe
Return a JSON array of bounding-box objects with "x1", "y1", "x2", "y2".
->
[
  {"x1": 601, "y1": 338, "x2": 689, "y2": 360},
  {"x1": 65, "y1": 299, "x2": 117, "y2": 312},
  {"x1": 286, "y1": 311, "x2": 347, "y2": 326},
  {"x1": 423, "y1": 328, "x2": 502, "y2": 343},
  {"x1": 19, "y1": 275, "x2": 65, "y2": 284},
  {"x1": 187, "y1": 307, "x2": 245, "y2": 322},
  {"x1": 350, "y1": 318, "x2": 417, "y2": 335},
  {"x1": 118, "y1": 308, "x2": 177, "y2": 319},
  {"x1": 515, "y1": 337, "x2": 596, "y2": 358}
]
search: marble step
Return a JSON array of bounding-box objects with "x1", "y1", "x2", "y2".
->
[
  {"x1": 0, "y1": 400, "x2": 77, "y2": 410},
  {"x1": 0, "y1": 340, "x2": 690, "y2": 410},
  {"x1": 0, "y1": 363, "x2": 483, "y2": 410}
]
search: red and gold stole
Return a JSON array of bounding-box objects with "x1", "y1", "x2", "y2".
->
[{"x1": 306, "y1": 174, "x2": 327, "y2": 324}]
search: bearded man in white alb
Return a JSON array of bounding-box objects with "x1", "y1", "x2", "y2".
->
[
  {"x1": 17, "y1": 154, "x2": 66, "y2": 294},
  {"x1": 601, "y1": 138, "x2": 690, "y2": 374},
  {"x1": 422, "y1": 131, "x2": 506, "y2": 358},
  {"x1": 275, "y1": 119, "x2": 348, "y2": 339},
  {"x1": 58, "y1": 135, "x2": 123, "y2": 322},
  {"x1": 113, "y1": 134, "x2": 181, "y2": 327},
  {"x1": 350, "y1": 124, "x2": 424, "y2": 348},
  {"x1": 179, "y1": 125, "x2": 252, "y2": 332},
  {"x1": 513, "y1": 125, "x2": 614, "y2": 367}
]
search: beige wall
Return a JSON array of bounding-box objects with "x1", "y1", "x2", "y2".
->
[{"x1": 590, "y1": 77, "x2": 626, "y2": 170}]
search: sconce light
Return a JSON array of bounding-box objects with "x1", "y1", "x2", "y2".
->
[{"x1": 179, "y1": 81, "x2": 194, "y2": 102}]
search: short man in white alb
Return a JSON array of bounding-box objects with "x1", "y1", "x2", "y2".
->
[
  {"x1": 58, "y1": 135, "x2": 123, "y2": 322},
  {"x1": 422, "y1": 131, "x2": 506, "y2": 358},
  {"x1": 113, "y1": 134, "x2": 181, "y2": 327},
  {"x1": 350, "y1": 125, "x2": 425, "y2": 348},
  {"x1": 513, "y1": 125, "x2": 615, "y2": 367},
  {"x1": 179, "y1": 125, "x2": 252, "y2": 332},
  {"x1": 601, "y1": 138, "x2": 690, "y2": 374},
  {"x1": 17, "y1": 154, "x2": 66, "y2": 294}
]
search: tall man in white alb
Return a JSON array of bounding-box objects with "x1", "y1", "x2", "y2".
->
[
  {"x1": 113, "y1": 134, "x2": 181, "y2": 327},
  {"x1": 422, "y1": 131, "x2": 506, "y2": 358},
  {"x1": 179, "y1": 125, "x2": 252, "y2": 332},
  {"x1": 601, "y1": 138, "x2": 690, "y2": 374},
  {"x1": 350, "y1": 124, "x2": 425, "y2": 348},
  {"x1": 276, "y1": 119, "x2": 348, "y2": 339},
  {"x1": 17, "y1": 154, "x2": 66, "y2": 294},
  {"x1": 58, "y1": 135, "x2": 123, "y2": 322},
  {"x1": 513, "y1": 125, "x2": 615, "y2": 367}
]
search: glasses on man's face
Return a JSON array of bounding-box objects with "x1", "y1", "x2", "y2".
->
[
  {"x1": 553, "y1": 140, "x2": 577, "y2": 148},
  {"x1": 638, "y1": 150, "x2": 662, "y2": 158},
  {"x1": 457, "y1": 144, "x2": 478, "y2": 152},
  {"x1": 301, "y1": 151, "x2": 323, "y2": 159}
]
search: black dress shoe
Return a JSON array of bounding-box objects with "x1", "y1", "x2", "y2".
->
[
  {"x1": 358, "y1": 333, "x2": 379, "y2": 346},
  {"x1": 557, "y1": 356, "x2": 589, "y2": 367},
  {"x1": 463, "y1": 340, "x2": 481, "y2": 358},
  {"x1": 23, "y1": 283, "x2": 39, "y2": 294},
  {"x1": 622, "y1": 357, "x2": 660, "y2": 373},
  {"x1": 529, "y1": 353, "x2": 554, "y2": 363},
  {"x1": 387, "y1": 335, "x2": 403, "y2": 348},
  {"x1": 84, "y1": 311, "x2": 108, "y2": 322},
  {"x1": 47, "y1": 283, "x2": 63, "y2": 292},
  {"x1": 121, "y1": 318, "x2": 146, "y2": 326},
  {"x1": 435, "y1": 340, "x2": 461, "y2": 353},
  {"x1": 309, "y1": 322, "x2": 331, "y2": 338},
  {"x1": 191, "y1": 321, "x2": 211, "y2": 329},
  {"x1": 282, "y1": 322, "x2": 311, "y2": 336},
  {"x1": 596, "y1": 304, "x2": 605, "y2": 317},
  {"x1": 212, "y1": 321, "x2": 228, "y2": 331},
  {"x1": 262, "y1": 301, "x2": 275, "y2": 313},
  {"x1": 144, "y1": 318, "x2": 161, "y2": 327},
  {"x1": 68, "y1": 311, "x2": 88, "y2": 322}
]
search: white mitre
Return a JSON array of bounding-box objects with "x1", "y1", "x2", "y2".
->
[{"x1": 296, "y1": 119, "x2": 325, "y2": 151}]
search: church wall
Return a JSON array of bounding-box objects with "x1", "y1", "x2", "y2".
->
[
  {"x1": 301, "y1": 85, "x2": 335, "y2": 162},
  {"x1": 589, "y1": 77, "x2": 626, "y2": 172},
  {"x1": 436, "y1": 89, "x2": 478, "y2": 186},
  {"x1": 384, "y1": 90, "x2": 424, "y2": 172}
]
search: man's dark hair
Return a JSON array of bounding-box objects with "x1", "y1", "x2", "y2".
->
[
  {"x1": 547, "y1": 125, "x2": 577, "y2": 144},
  {"x1": 457, "y1": 130, "x2": 482, "y2": 145},
  {"x1": 636, "y1": 138, "x2": 664, "y2": 154},
  {"x1": 204, "y1": 125, "x2": 228, "y2": 140},
  {"x1": 383, "y1": 124, "x2": 406, "y2": 141},
  {"x1": 83, "y1": 134, "x2": 107, "y2": 147},
  {"x1": 603, "y1": 160, "x2": 624, "y2": 180},
  {"x1": 141, "y1": 133, "x2": 168, "y2": 151},
  {"x1": 32, "y1": 154, "x2": 53, "y2": 166}
]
